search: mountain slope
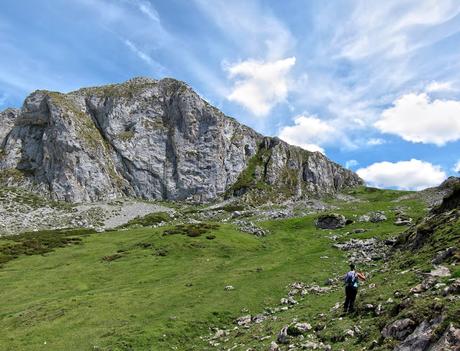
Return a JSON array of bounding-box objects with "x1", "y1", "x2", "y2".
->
[{"x1": 0, "y1": 77, "x2": 362, "y2": 203}]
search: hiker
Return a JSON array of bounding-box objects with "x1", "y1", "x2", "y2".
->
[{"x1": 343, "y1": 263, "x2": 366, "y2": 313}]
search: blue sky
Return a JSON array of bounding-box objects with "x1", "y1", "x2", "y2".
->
[{"x1": 1, "y1": 0, "x2": 460, "y2": 190}]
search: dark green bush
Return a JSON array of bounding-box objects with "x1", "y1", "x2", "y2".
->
[
  {"x1": 0, "y1": 228, "x2": 94, "y2": 267},
  {"x1": 163, "y1": 223, "x2": 219, "y2": 237},
  {"x1": 119, "y1": 212, "x2": 171, "y2": 228}
]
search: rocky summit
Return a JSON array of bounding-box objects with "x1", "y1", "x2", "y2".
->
[{"x1": 0, "y1": 77, "x2": 362, "y2": 203}]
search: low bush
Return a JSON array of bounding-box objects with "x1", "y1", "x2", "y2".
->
[
  {"x1": 0, "y1": 228, "x2": 94, "y2": 267},
  {"x1": 119, "y1": 212, "x2": 171, "y2": 228},
  {"x1": 163, "y1": 223, "x2": 219, "y2": 237}
]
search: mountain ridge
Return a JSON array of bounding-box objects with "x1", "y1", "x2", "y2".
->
[{"x1": 0, "y1": 77, "x2": 362, "y2": 203}]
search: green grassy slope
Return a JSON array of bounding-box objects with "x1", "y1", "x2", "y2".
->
[{"x1": 1, "y1": 187, "x2": 457, "y2": 350}]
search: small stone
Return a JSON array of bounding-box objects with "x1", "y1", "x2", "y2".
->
[
  {"x1": 345, "y1": 329, "x2": 354, "y2": 337},
  {"x1": 353, "y1": 228, "x2": 366, "y2": 233},
  {"x1": 252, "y1": 314, "x2": 266, "y2": 324},
  {"x1": 236, "y1": 315, "x2": 252, "y2": 326},
  {"x1": 293, "y1": 322, "x2": 312, "y2": 333},
  {"x1": 212, "y1": 329, "x2": 227, "y2": 339},
  {"x1": 364, "y1": 303, "x2": 375, "y2": 311}
]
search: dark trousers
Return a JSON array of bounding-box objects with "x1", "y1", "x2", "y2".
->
[{"x1": 344, "y1": 286, "x2": 358, "y2": 313}]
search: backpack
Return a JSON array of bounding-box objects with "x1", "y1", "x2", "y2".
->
[{"x1": 345, "y1": 271, "x2": 359, "y2": 288}]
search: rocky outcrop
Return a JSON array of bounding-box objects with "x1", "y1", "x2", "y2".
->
[
  {"x1": 398, "y1": 177, "x2": 460, "y2": 251},
  {"x1": 0, "y1": 77, "x2": 362, "y2": 203},
  {"x1": 0, "y1": 108, "x2": 19, "y2": 145}
]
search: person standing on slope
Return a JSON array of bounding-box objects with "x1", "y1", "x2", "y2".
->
[{"x1": 343, "y1": 263, "x2": 366, "y2": 313}]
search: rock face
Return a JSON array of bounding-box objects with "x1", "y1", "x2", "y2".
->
[
  {"x1": 0, "y1": 108, "x2": 19, "y2": 144},
  {"x1": 0, "y1": 77, "x2": 362, "y2": 203}
]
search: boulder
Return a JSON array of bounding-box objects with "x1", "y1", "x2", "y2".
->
[
  {"x1": 428, "y1": 324, "x2": 460, "y2": 350},
  {"x1": 287, "y1": 322, "x2": 312, "y2": 335},
  {"x1": 432, "y1": 247, "x2": 457, "y2": 265},
  {"x1": 382, "y1": 318, "x2": 416, "y2": 340},
  {"x1": 394, "y1": 321, "x2": 433, "y2": 351},
  {"x1": 442, "y1": 278, "x2": 460, "y2": 296},
  {"x1": 252, "y1": 314, "x2": 266, "y2": 323},
  {"x1": 280, "y1": 297, "x2": 298, "y2": 305},
  {"x1": 268, "y1": 341, "x2": 280, "y2": 351},
  {"x1": 358, "y1": 215, "x2": 370, "y2": 222},
  {"x1": 370, "y1": 211, "x2": 387, "y2": 223},
  {"x1": 429, "y1": 265, "x2": 451, "y2": 277},
  {"x1": 277, "y1": 326, "x2": 290, "y2": 344},
  {"x1": 395, "y1": 218, "x2": 413, "y2": 226},
  {"x1": 315, "y1": 213, "x2": 346, "y2": 229}
]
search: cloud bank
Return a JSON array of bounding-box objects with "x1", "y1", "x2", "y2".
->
[{"x1": 356, "y1": 159, "x2": 446, "y2": 191}]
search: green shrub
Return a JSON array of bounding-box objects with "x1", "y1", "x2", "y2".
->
[
  {"x1": 163, "y1": 223, "x2": 219, "y2": 238},
  {"x1": 119, "y1": 212, "x2": 171, "y2": 228},
  {"x1": 0, "y1": 228, "x2": 94, "y2": 267}
]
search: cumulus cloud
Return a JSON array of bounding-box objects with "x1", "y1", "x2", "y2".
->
[
  {"x1": 225, "y1": 57, "x2": 296, "y2": 117},
  {"x1": 375, "y1": 93, "x2": 460, "y2": 146},
  {"x1": 453, "y1": 160, "x2": 460, "y2": 173},
  {"x1": 278, "y1": 115, "x2": 340, "y2": 153},
  {"x1": 426, "y1": 81, "x2": 454, "y2": 92},
  {"x1": 356, "y1": 159, "x2": 446, "y2": 190},
  {"x1": 345, "y1": 160, "x2": 359, "y2": 169}
]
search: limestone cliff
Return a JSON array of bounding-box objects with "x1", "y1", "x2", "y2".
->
[{"x1": 0, "y1": 77, "x2": 363, "y2": 202}]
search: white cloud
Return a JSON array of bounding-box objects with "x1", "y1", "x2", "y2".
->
[
  {"x1": 278, "y1": 115, "x2": 341, "y2": 153},
  {"x1": 193, "y1": 0, "x2": 298, "y2": 117},
  {"x1": 335, "y1": 1, "x2": 460, "y2": 59},
  {"x1": 225, "y1": 57, "x2": 296, "y2": 117},
  {"x1": 345, "y1": 160, "x2": 359, "y2": 169},
  {"x1": 135, "y1": 0, "x2": 160, "y2": 22},
  {"x1": 123, "y1": 39, "x2": 165, "y2": 73},
  {"x1": 367, "y1": 138, "x2": 386, "y2": 146},
  {"x1": 356, "y1": 159, "x2": 446, "y2": 190},
  {"x1": 426, "y1": 81, "x2": 454, "y2": 92},
  {"x1": 192, "y1": 0, "x2": 294, "y2": 60},
  {"x1": 453, "y1": 160, "x2": 460, "y2": 173},
  {"x1": 375, "y1": 93, "x2": 460, "y2": 146}
]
